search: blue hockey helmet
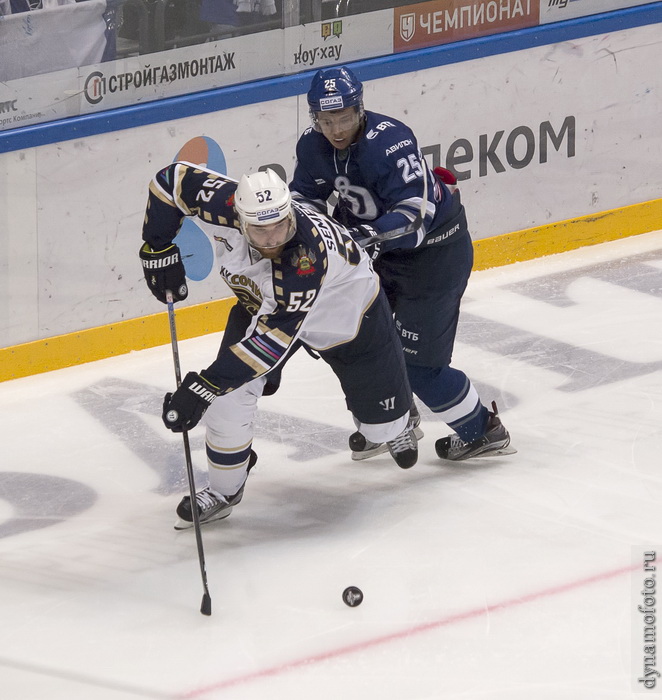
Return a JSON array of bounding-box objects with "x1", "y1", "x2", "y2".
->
[{"x1": 307, "y1": 67, "x2": 364, "y2": 125}]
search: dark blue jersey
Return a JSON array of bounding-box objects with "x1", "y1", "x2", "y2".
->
[{"x1": 290, "y1": 110, "x2": 454, "y2": 251}]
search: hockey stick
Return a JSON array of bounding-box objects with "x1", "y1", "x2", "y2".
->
[
  {"x1": 357, "y1": 210, "x2": 423, "y2": 248},
  {"x1": 166, "y1": 290, "x2": 212, "y2": 616},
  {"x1": 358, "y1": 163, "x2": 429, "y2": 248}
]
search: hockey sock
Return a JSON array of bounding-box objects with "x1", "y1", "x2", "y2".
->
[
  {"x1": 407, "y1": 364, "x2": 489, "y2": 441},
  {"x1": 206, "y1": 440, "x2": 254, "y2": 496}
]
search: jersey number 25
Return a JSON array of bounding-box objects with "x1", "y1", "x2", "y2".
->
[{"x1": 397, "y1": 154, "x2": 424, "y2": 183}]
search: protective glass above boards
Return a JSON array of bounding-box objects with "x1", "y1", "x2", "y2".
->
[{"x1": 0, "y1": 0, "x2": 659, "y2": 133}]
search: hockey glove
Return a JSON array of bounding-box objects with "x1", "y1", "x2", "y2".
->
[
  {"x1": 162, "y1": 372, "x2": 222, "y2": 432},
  {"x1": 347, "y1": 224, "x2": 382, "y2": 260},
  {"x1": 433, "y1": 166, "x2": 458, "y2": 194},
  {"x1": 139, "y1": 243, "x2": 188, "y2": 304}
]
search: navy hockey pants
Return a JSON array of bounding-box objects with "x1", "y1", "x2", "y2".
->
[
  {"x1": 219, "y1": 293, "x2": 412, "y2": 427},
  {"x1": 319, "y1": 289, "x2": 413, "y2": 426},
  {"x1": 374, "y1": 230, "x2": 473, "y2": 368}
]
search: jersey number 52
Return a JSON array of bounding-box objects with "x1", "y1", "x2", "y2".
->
[{"x1": 286, "y1": 289, "x2": 316, "y2": 312}]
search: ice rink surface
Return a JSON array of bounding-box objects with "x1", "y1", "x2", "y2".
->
[{"x1": 1, "y1": 231, "x2": 662, "y2": 699}]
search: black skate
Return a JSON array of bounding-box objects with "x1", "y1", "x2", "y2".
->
[
  {"x1": 349, "y1": 403, "x2": 424, "y2": 461},
  {"x1": 435, "y1": 402, "x2": 515, "y2": 461},
  {"x1": 174, "y1": 451, "x2": 257, "y2": 530},
  {"x1": 387, "y1": 425, "x2": 418, "y2": 469}
]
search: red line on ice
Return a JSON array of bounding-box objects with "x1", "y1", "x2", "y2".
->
[{"x1": 178, "y1": 563, "x2": 636, "y2": 698}]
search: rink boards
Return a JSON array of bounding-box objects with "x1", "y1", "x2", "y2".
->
[{"x1": 0, "y1": 12, "x2": 661, "y2": 379}]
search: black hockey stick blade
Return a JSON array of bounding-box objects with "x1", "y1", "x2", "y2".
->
[{"x1": 201, "y1": 592, "x2": 212, "y2": 616}]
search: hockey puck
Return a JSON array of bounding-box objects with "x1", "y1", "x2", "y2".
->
[{"x1": 342, "y1": 586, "x2": 363, "y2": 607}]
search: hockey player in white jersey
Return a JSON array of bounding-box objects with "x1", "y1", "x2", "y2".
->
[{"x1": 140, "y1": 165, "x2": 417, "y2": 528}]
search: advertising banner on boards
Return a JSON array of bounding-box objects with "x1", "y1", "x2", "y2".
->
[
  {"x1": 394, "y1": 0, "x2": 540, "y2": 52},
  {"x1": 2, "y1": 21, "x2": 659, "y2": 344},
  {"x1": 0, "y1": 11, "x2": 393, "y2": 132}
]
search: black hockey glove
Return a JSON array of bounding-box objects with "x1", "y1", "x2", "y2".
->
[
  {"x1": 162, "y1": 371, "x2": 222, "y2": 432},
  {"x1": 347, "y1": 224, "x2": 382, "y2": 260},
  {"x1": 139, "y1": 243, "x2": 188, "y2": 304}
]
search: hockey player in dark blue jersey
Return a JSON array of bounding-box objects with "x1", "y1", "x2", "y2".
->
[
  {"x1": 140, "y1": 165, "x2": 418, "y2": 528},
  {"x1": 290, "y1": 66, "x2": 514, "y2": 462}
]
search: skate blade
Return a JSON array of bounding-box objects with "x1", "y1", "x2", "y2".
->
[
  {"x1": 351, "y1": 427, "x2": 424, "y2": 461},
  {"x1": 471, "y1": 444, "x2": 518, "y2": 458},
  {"x1": 351, "y1": 443, "x2": 389, "y2": 461},
  {"x1": 173, "y1": 506, "x2": 233, "y2": 530},
  {"x1": 438, "y1": 444, "x2": 518, "y2": 462}
]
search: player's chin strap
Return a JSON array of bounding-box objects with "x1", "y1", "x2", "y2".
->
[{"x1": 358, "y1": 162, "x2": 429, "y2": 248}]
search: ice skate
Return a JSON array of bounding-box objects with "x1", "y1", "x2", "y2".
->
[
  {"x1": 174, "y1": 487, "x2": 240, "y2": 530},
  {"x1": 349, "y1": 403, "x2": 424, "y2": 461},
  {"x1": 435, "y1": 402, "x2": 516, "y2": 461},
  {"x1": 387, "y1": 425, "x2": 419, "y2": 469},
  {"x1": 174, "y1": 451, "x2": 256, "y2": 529}
]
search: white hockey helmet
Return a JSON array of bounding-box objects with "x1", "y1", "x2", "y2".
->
[{"x1": 234, "y1": 169, "x2": 296, "y2": 249}]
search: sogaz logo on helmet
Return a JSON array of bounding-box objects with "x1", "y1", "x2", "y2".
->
[
  {"x1": 320, "y1": 96, "x2": 344, "y2": 111},
  {"x1": 257, "y1": 209, "x2": 280, "y2": 222}
]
